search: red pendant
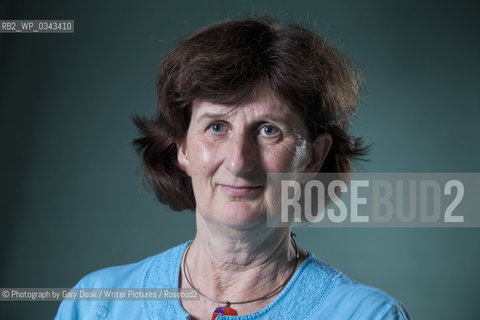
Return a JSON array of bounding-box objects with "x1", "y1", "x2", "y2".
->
[{"x1": 212, "y1": 306, "x2": 238, "y2": 319}]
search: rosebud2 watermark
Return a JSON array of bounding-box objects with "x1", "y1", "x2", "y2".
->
[{"x1": 266, "y1": 173, "x2": 479, "y2": 227}]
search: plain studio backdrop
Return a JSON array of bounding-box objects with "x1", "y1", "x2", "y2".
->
[{"x1": 1, "y1": 0, "x2": 479, "y2": 319}]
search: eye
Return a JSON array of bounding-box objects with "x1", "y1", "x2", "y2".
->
[
  {"x1": 208, "y1": 122, "x2": 226, "y2": 134},
  {"x1": 260, "y1": 125, "x2": 279, "y2": 137}
]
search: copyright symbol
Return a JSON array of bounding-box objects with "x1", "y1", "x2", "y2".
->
[{"x1": 2, "y1": 290, "x2": 9, "y2": 298}]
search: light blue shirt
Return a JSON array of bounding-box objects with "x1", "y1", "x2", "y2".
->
[{"x1": 55, "y1": 241, "x2": 412, "y2": 319}]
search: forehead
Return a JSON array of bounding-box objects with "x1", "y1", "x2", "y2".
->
[{"x1": 191, "y1": 84, "x2": 301, "y2": 121}]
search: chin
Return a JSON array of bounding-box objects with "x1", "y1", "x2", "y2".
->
[{"x1": 216, "y1": 202, "x2": 267, "y2": 230}]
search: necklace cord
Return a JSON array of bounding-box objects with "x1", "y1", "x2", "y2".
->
[{"x1": 182, "y1": 232, "x2": 299, "y2": 306}]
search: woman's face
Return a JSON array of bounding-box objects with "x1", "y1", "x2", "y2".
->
[{"x1": 177, "y1": 86, "x2": 330, "y2": 229}]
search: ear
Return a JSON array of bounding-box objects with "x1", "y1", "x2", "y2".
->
[
  {"x1": 176, "y1": 138, "x2": 191, "y2": 176},
  {"x1": 305, "y1": 133, "x2": 332, "y2": 173}
]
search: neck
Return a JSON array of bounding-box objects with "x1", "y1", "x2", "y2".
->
[
  {"x1": 180, "y1": 211, "x2": 302, "y2": 316},
  {"x1": 194, "y1": 214, "x2": 294, "y2": 269}
]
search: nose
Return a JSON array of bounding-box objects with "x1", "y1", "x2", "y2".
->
[{"x1": 224, "y1": 133, "x2": 257, "y2": 176}]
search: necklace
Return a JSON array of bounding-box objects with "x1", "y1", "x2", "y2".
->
[{"x1": 182, "y1": 232, "x2": 300, "y2": 319}]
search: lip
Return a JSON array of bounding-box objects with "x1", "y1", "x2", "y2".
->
[{"x1": 220, "y1": 184, "x2": 263, "y2": 197}]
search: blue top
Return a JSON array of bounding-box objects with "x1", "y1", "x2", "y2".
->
[{"x1": 55, "y1": 241, "x2": 412, "y2": 319}]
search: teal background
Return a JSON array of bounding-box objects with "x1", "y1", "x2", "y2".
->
[{"x1": 1, "y1": 0, "x2": 479, "y2": 319}]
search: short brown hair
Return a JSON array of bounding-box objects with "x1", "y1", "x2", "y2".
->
[{"x1": 133, "y1": 16, "x2": 368, "y2": 211}]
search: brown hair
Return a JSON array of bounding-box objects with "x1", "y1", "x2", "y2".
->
[{"x1": 133, "y1": 16, "x2": 368, "y2": 211}]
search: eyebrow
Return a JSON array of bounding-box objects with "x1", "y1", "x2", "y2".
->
[
  {"x1": 196, "y1": 111, "x2": 293, "y2": 125},
  {"x1": 197, "y1": 112, "x2": 231, "y2": 122}
]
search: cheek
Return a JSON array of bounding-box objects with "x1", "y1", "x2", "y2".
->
[
  {"x1": 261, "y1": 142, "x2": 310, "y2": 172},
  {"x1": 187, "y1": 139, "x2": 221, "y2": 175}
]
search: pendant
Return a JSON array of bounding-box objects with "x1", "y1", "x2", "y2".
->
[{"x1": 212, "y1": 302, "x2": 237, "y2": 319}]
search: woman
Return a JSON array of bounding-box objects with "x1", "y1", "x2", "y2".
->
[{"x1": 56, "y1": 17, "x2": 411, "y2": 319}]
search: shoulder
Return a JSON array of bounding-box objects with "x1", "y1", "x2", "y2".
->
[
  {"x1": 54, "y1": 241, "x2": 190, "y2": 320},
  {"x1": 303, "y1": 254, "x2": 412, "y2": 320},
  {"x1": 74, "y1": 255, "x2": 153, "y2": 289},
  {"x1": 75, "y1": 241, "x2": 188, "y2": 288}
]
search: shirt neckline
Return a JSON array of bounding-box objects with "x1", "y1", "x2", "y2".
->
[{"x1": 170, "y1": 240, "x2": 315, "y2": 319}]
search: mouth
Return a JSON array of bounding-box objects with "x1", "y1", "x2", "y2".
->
[{"x1": 219, "y1": 184, "x2": 263, "y2": 197}]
